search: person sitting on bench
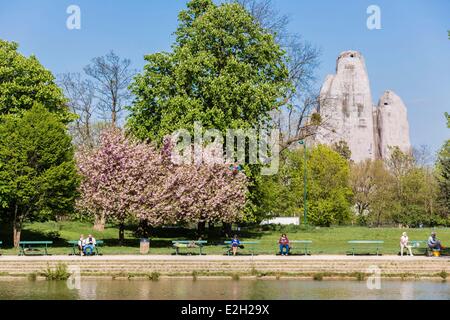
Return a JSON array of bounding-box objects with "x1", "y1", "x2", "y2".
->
[
  {"x1": 400, "y1": 232, "x2": 413, "y2": 256},
  {"x1": 78, "y1": 234, "x2": 85, "y2": 256},
  {"x1": 83, "y1": 234, "x2": 97, "y2": 256},
  {"x1": 278, "y1": 234, "x2": 290, "y2": 256},
  {"x1": 231, "y1": 235, "x2": 240, "y2": 256},
  {"x1": 428, "y1": 232, "x2": 442, "y2": 251}
]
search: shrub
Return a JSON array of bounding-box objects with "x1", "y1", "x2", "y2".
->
[{"x1": 40, "y1": 263, "x2": 70, "y2": 281}]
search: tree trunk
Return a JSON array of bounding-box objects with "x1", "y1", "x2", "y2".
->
[
  {"x1": 111, "y1": 110, "x2": 117, "y2": 128},
  {"x1": 197, "y1": 221, "x2": 206, "y2": 239},
  {"x1": 13, "y1": 205, "x2": 22, "y2": 248},
  {"x1": 208, "y1": 222, "x2": 215, "y2": 233},
  {"x1": 118, "y1": 222, "x2": 125, "y2": 246},
  {"x1": 93, "y1": 213, "x2": 106, "y2": 231},
  {"x1": 222, "y1": 223, "x2": 232, "y2": 238},
  {"x1": 137, "y1": 219, "x2": 152, "y2": 238}
]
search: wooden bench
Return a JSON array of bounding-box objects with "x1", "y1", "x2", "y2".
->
[
  {"x1": 172, "y1": 240, "x2": 207, "y2": 255},
  {"x1": 277, "y1": 240, "x2": 312, "y2": 256},
  {"x1": 347, "y1": 240, "x2": 383, "y2": 256},
  {"x1": 68, "y1": 240, "x2": 104, "y2": 256},
  {"x1": 19, "y1": 241, "x2": 53, "y2": 256},
  {"x1": 224, "y1": 241, "x2": 260, "y2": 256}
]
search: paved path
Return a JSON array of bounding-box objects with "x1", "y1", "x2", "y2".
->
[{"x1": 0, "y1": 255, "x2": 448, "y2": 261}]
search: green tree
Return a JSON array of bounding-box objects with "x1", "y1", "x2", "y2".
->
[
  {"x1": 308, "y1": 145, "x2": 352, "y2": 226},
  {"x1": 385, "y1": 147, "x2": 441, "y2": 227},
  {"x1": 350, "y1": 159, "x2": 394, "y2": 226},
  {"x1": 127, "y1": 0, "x2": 291, "y2": 222},
  {"x1": 332, "y1": 140, "x2": 352, "y2": 161},
  {"x1": 0, "y1": 105, "x2": 79, "y2": 247},
  {"x1": 261, "y1": 144, "x2": 352, "y2": 226},
  {"x1": 436, "y1": 113, "x2": 450, "y2": 222},
  {"x1": 128, "y1": 0, "x2": 290, "y2": 142},
  {"x1": 0, "y1": 40, "x2": 72, "y2": 121}
]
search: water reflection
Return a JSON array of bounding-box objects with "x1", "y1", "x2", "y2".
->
[{"x1": 0, "y1": 279, "x2": 448, "y2": 300}]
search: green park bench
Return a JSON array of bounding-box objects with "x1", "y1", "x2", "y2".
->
[
  {"x1": 19, "y1": 241, "x2": 53, "y2": 256},
  {"x1": 408, "y1": 240, "x2": 430, "y2": 256},
  {"x1": 224, "y1": 241, "x2": 260, "y2": 256},
  {"x1": 277, "y1": 240, "x2": 312, "y2": 256},
  {"x1": 172, "y1": 240, "x2": 207, "y2": 255},
  {"x1": 409, "y1": 240, "x2": 450, "y2": 257},
  {"x1": 347, "y1": 240, "x2": 383, "y2": 256},
  {"x1": 68, "y1": 240, "x2": 104, "y2": 256}
]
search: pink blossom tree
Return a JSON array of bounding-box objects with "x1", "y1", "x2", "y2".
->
[
  {"x1": 135, "y1": 139, "x2": 248, "y2": 235},
  {"x1": 76, "y1": 130, "x2": 248, "y2": 243},
  {"x1": 76, "y1": 128, "x2": 164, "y2": 243}
]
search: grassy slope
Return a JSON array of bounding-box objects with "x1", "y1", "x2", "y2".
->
[{"x1": 0, "y1": 221, "x2": 448, "y2": 255}]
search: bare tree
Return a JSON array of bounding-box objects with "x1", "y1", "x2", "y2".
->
[
  {"x1": 235, "y1": 0, "x2": 322, "y2": 150},
  {"x1": 413, "y1": 144, "x2": 435, "y2": 168},
  {"x1": 59, "y1": 73, "x2": 96, "y2": 148},
  {"x1": 84, "y1": 51, "x2": 136, "y2": 127}
]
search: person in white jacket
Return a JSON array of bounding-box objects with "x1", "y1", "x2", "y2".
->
[
  {"x1": 400, "y1": 232, "x2": 413, "y2": 256},
  {"x1": 78, "y1": 234, "x2": 85, "y2": 256}
]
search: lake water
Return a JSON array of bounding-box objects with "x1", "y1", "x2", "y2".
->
[{"x1": 0, "y1": 279, "x2": 448, "y2": 300}]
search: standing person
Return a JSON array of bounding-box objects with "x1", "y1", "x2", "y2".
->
[
  {"x1": 231, "y1": 235, "x2": 240, "y2": 256},
  {"x1": 400, "y1": 232, "x2": 413, "y2": 256},
  {"x1": 83, "y1": 234, "x2": 97, "y2": 256},
  {"x1": 78, "y1": 234, "x2": 85, "y2": 256},
  {"x1": 279, "y1": 234, "x2": 290, "y2": 256},
  {"x1": 428, "y1": 232, "x2": 442, "y2": 251}
]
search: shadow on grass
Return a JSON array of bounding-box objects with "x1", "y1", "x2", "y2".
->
[
  {"x1": 0, "y1": 224, "x2": 66, "y2": 249},
  {"x1": 0, "y1": 222, "x2": 266, "y2": 250}
]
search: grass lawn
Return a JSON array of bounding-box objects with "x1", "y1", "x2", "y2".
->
[{"x1": 0, "y1": 221, "x2": 448, "y2": 256}]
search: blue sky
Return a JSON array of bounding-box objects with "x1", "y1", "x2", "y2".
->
[{"x1": 0, "y1": 0, "x2": 449, "y2": 154}]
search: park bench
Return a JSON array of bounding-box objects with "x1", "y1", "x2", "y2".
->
[
  {"x1": 172, "y1": 240, "x2": 207, "y2": 255},
  {"x1": 347, "y1": 240, "x2": 383, "y2": 256},
  {"x1": 277, "y1": 240, "x2": 312, "y2": 256},
  {"x1": 408, "y1": 240, "x2": 430, "y2": 256},
  {"x1": 68, "y1": 240, "x2": 104, "y2": 256},
  {"x1": 224, "y1": 241, "x2": 260, "y2": 256},
  {"x1": 409, "y1": 240, "x2": 449, "y2": 257},
  {"x1": 19, "y1": 241, "x2": 53, "y2": 256}
]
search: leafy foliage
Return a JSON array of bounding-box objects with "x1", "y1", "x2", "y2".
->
[
  {"x1": 0, "y1": 39, "x2": 72, "y2": 122},
  {"x1": 261, "y1": 144, "x2": 352, "y2": 226},
  {"x1": 128, "y1": 0, "x2": 291, "y2": 143},
  {"x1": 0, "y1": 104, "x2": 79, "y2": 245},
  {"x1": 76, "y1": 129, "x2": 248, "y2": 242}
]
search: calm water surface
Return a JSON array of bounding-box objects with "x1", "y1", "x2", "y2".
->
[{"x1": 0, "y1": 279, "x2": 448, "y2": 300}]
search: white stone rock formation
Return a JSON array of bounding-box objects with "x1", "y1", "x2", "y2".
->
[
  {"x1": 375, "y1": 90, "x2": 411, "y2": 159},
  {"x1": 316, "y1": 50, "x2": 411, "y2": 161}
]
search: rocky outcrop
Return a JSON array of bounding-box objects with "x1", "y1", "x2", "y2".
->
[
  {"x1": 375, "y1": 90, "x2": 411, "y2": 159},
  {"x1": 316, "y1": 51, "x2": 411, "y2": 161}
]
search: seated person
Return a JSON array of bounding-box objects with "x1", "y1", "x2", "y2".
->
[
  {"x1": 231, "y1": 235, "x2": 240, "y2": 256},
  {"x1": 427, "y1": 232, "x2": 442, "y2": 251},
  {"x1": 78, "y1": 234, "x2": 85, "y2": 256},
  {"x1": 279, "y1": 234, "x2": 290, "y2": 256},
  {"x1": 400, "y1": 232, "x2": 413, "y2": 256},
  {"x1": 83, "y1": 234, "x2": 97, "y2": 256}
]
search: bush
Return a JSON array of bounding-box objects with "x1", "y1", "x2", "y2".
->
[{"x1": 40, "y1": 263, "x2": 70, "y2": 281}]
